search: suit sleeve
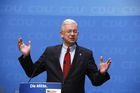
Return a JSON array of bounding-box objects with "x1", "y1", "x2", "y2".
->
[
  {"x1": 86, "y1": 51, "x2": 110, "y2": 86},
  {"x1": 18, "y1": 48, "x2": 47, "y2": 78}
]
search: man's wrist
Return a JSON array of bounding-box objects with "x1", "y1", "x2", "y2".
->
[{"x1": 99, "y1": 70, "x2": 107, "y2": 75}]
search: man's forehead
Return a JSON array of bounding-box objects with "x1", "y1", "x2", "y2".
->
[{"x1": 64, "y1": 24, "x2": 77, "y2": 27}]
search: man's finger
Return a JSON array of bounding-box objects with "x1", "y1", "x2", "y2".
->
[
  {"x1": 18, "y1": 38, "x2": 23, "y2": 47},
  {"x1": 18, "y1": 38, "x2": 22, "y2": 43},
  {"x1": 100, "y1": 56, "x2": 103, "y2": 63},
  {"x1": 107, "y1": 58, "x2": 112, "y2": 64},
  {"x1": 28, "y1": 41, "x2": 31, "y2": 47},
  {"x1": 18, "y1": 38, "x2": 24, "y2": 44}
]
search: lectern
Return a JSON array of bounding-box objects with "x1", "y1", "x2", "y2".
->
[{"x1": 19, "y1": 82, "x2": 61, "y2": 93}]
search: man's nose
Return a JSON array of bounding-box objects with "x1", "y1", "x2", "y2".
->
[{"x1": 71, "y1": 31, "x2": 74, "y2": 35}]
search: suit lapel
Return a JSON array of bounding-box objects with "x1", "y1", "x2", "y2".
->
[
  {"x1": 71, "y1": 45, "x2": 80, "y2": 68},
  {"x1": 54, "y1": 45, "x2": 64, "y2": 81}
]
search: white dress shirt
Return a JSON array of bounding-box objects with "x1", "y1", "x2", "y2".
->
[{"x1": 59, "y1": 44, "x2": 76, "y2": 70}]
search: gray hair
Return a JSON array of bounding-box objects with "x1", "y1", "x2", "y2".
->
[{"x1": 61, "y1": 19, "x2": 78, "y2": 31}]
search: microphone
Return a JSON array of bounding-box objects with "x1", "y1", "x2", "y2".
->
[{"x1": 28, "y1": 61, "x2": 43, "y2": 83}]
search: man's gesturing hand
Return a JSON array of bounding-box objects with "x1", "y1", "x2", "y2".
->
[
  {"x1": 18, "y1": 38, "x2": 31, "y2": 57},
  {"x1": 99, "y1": 56, "x2": 111, "y2": 74}
]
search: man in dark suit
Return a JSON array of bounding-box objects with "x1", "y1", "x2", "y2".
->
[{"x1": 18, "y1": 19, "x2": 112, "y2": 93}]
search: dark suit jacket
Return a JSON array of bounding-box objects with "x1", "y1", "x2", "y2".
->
[{"x1": 18, "y1": 44, "x2": 110, "y2": 93}]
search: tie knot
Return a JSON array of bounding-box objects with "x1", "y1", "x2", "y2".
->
[{"x1": 67, "y1": 47, "x2": 70, "y2": 52}]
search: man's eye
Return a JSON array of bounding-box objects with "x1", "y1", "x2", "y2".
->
[
  {"x1": 67, "y1": 31, "x2": 71, "y2": 33},
  {"x1": 73, "y1": 31, "x2": 77, "y2": 33}
]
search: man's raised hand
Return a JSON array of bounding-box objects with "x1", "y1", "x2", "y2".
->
[
  {"x1": 18, "y1": 38, "x2": 31, "y2": 57},
  {"x1": 99, "y1": 56, "x2": 111, "y2": 74}
]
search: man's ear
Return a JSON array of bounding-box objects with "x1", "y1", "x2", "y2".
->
[{"x1": 60, "y1": 31, "x2": 63, "y2": 38}]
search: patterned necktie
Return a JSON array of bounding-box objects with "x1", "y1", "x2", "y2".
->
[{"x1": 63, "y1": 47, "x2": 71, "y2": 79}]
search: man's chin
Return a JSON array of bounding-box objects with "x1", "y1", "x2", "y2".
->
[{"x1": 65, "y1": 41, "x2": 75, "y2": 45}]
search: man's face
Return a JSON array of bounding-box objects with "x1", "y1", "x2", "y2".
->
[{"x1": 60, "y1": 24, "x2": 78, "y2": 46}]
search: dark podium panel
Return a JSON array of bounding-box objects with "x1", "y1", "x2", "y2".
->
[{"x1": 19, "y1": 82, "x2": 61, "y2": 93}]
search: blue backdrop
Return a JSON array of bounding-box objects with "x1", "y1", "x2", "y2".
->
[{"x1": 0, "y1": 0, "x2": 140, "y2": 93}]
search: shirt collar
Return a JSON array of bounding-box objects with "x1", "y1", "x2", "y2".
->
[{"x1": 62, "y1": 43, "x2": 76, "y2": 52}]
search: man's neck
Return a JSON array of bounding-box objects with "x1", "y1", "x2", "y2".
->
[{"x1": 63, "y1": 42, "x2": 75, "y2": 47}]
